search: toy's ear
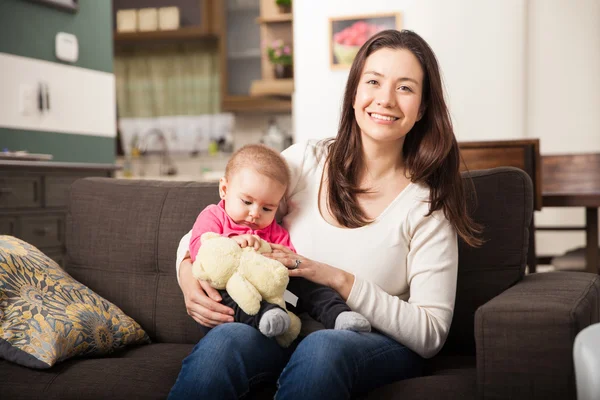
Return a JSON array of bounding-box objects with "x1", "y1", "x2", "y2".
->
[{"x1": 200, "y1": 232, "x2": 221, "y2": 242}]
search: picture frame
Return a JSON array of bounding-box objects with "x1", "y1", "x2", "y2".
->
[
  {"x1": 329, "y1": 13, "x2": 402, "y2": 70},
  {"x1": 25, "y1": 0, "x2": 79, "y2": 13}
]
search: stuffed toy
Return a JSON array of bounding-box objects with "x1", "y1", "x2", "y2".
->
[{"x1": 192, "y1": 232, "x2": 301, "y2": 347}]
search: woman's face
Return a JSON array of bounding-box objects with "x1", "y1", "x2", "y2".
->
[{"x1": 353, "y1": 48, "x2": 424, "y2": 146}]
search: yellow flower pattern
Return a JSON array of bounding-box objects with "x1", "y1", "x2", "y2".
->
[{"x1": 0, "y1": 236, "x2": 150, "y2": 368}]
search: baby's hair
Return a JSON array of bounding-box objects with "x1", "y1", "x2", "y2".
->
[{"x1": 225, "y1": 144, "x2": 290, "y2": 187}]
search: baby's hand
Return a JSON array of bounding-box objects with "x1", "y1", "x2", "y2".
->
[{"x1": 232, "y1": 234, "x2": 262, "y2": 250}]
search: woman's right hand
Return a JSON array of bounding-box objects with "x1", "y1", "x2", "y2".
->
[{"x1": 179, "y1": 257, "x2": 235, "y2": 328}]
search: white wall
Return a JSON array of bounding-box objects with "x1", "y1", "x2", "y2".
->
[
  {"x1": 293, "y1": 0, "x2": 527, "y2": 143},
  {"x1": 526, "y1": 0, "x2": 600, "y2": 256},
  {"x1": 527, "y1": 0, "x2": 600, "y2": 154},
  {"x1": 293, "y1": 0, "x2": 600, "y2": 262}
]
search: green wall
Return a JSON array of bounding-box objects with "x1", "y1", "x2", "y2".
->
[
  {"x1": 0, "y1": 129, "x2": 115, "y2": 164},
  {"x1": 0, "y1": 0, "x2": 115, "y2": 163}
]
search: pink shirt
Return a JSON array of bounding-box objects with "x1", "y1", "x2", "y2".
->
[{"x1": 189, "y1": 200, "x2": 296, "y2": 262}]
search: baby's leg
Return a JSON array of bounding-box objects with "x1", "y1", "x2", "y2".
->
[
  {"x1": 334, "y1": 311, "x2": 371, "y2": 332},
  {"x1": 218, "y1": 289, "x2": 290, "y2": 337},
  {"x1": 286, "y1": 278, "x2": 370, "y2": 332}
]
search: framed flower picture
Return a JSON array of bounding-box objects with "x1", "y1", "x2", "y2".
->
[{"x1": 329, "y1": 13, "x2": 402, "y2": 70}]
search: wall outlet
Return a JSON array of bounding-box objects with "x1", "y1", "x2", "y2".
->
[{"x1": 19, "y1": 84, "x2": 37, "y2": 116}]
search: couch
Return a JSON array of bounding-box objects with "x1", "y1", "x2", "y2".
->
[{"x1": 1, "y1": 167, "x2": 598, "y2": 400}]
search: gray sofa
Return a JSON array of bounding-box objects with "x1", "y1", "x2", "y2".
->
[{"x1": 1, "y1": 167, "x2": 598, "y2": 399}]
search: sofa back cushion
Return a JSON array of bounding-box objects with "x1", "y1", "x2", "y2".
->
[
  {"x1": 443, "y1": 167, "x2": 533, "y2": 355},
  {"x1": 66, "y1": 178, "x2": 220, "y2": 344}
]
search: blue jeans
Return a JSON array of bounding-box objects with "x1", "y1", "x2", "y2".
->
[{"x1": 168, "y1": 323, "x2": 423, "y2": 399}]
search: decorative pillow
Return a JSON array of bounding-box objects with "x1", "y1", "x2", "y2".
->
[{"x1": 0, "y1": 236, "x2": 150, "y2": 369}]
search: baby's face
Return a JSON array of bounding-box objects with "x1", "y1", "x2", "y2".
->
[{"x1": 219, "y1": 168, "x2": 286, "y2": 230}]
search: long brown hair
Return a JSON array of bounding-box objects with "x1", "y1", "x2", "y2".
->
[{"x1": 325, "y1": 29, "x2": 482, "y2": 247}]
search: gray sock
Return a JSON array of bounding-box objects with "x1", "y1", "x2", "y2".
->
[
  {"x1": 259, "y1": 308, "x2": 291, "y2": 337},
  {"x1": 334, "y1": 311, "x2": 371, "y2": 332}
]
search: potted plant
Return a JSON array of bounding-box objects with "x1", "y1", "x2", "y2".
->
[
  {"x1": 275, "y1": 0, "x2": 291, "y2": 14},
  {"x1": 267, "y1": 39, "x2": 293, "y2": 79}
]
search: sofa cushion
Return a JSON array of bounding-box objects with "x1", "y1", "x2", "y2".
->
[
  {"x1": 0, "y1": 343, "x2": 192, "y2": 400},
  {"x1": 66, "y1": 179, "x2": 220, "y2": 345},
  {"x1": 0, "y1": 236, "x2": 150, "y2": 369},
  {"x1": 445, "y1": 168, "x2": 533, "y2": 355},
  {"x1": 0, "y1": 343, "x2": 477, "y2": 400},
  {"x1": 364, "y1": 371, "x2": 476, "y2": 400}
]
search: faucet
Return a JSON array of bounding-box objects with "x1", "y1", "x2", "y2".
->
[{"x1": 137, "y1": 128, "x2": 178, "y2": 176}]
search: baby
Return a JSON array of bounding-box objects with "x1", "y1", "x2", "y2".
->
[{"x1": 189, "y1": 144, "x2": 370, "y2": 339}]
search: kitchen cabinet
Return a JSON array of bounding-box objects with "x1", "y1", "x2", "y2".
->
[
  {"x1": 113, "y1": 0, "x2": 218, "y2": 46},
  {"x1": 0, "y1": 162, "x2": 118, "y2": 267}
]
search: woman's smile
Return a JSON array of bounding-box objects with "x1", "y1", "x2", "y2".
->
[{"x1": 368, "y1": 112, "x2": 399, "y2": 124}]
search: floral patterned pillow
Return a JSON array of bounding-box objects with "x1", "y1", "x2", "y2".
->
[{"x1": 0, "y1": 236, "x2": 150, "y2": 369}]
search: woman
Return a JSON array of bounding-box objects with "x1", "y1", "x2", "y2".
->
[{"x1": 169, "y1": 29, "x2": 481, "y2": 399}]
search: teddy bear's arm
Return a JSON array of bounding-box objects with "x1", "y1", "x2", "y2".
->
[{"x1": 226, "y1": 272, "x2": 262, "y2": 315}]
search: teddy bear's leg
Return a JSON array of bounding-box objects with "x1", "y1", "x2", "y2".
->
[
  {"x1": 275, "y1": 311, "x2": 301, "y2": 348},
  {"x1": 226, "y1": 272, "x2": 262, "y2": 315}
]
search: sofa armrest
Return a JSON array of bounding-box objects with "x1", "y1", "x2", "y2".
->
[{"x1": 475, "y1": 272, "x2": 600, "y2": 400}]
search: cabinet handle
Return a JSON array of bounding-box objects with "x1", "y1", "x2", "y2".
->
[
  {"x1": 33, "y1": 227, "x2": 51, "y2": 236},
  {"x1": 0, "y1": 188, "x2": 13, "y2": 195}
]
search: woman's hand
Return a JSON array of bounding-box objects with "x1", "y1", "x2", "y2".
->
[
  {"x1": 264, "y1": 243, "x2": 355, "y2": 301},
  {"x1": 179, "y1": 257, "x2": 235, "y2": 328}
]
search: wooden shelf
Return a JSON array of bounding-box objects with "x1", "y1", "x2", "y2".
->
[
  {"x1": 227, "y1": 48, "x2": 262, "y2": 60},
  {"x1": 250, "y1": 79, "x2": 294, "y2": 97},
  {"x1": 256, "y1": 14, "x2": 293, "y2": 24},
  {"x1": 223, "y1": 95, "x2": 291, "y2": 113},
  {"x1": 114, "y1": 26, "x2": 217, "y2": 44}
]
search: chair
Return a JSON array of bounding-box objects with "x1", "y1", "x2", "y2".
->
[
  {"x1": 538, "y1": 153, "x2": 600, "y2": 272},
  {"x1": 458, "y1": 139, "x2": 541, "y2": 273}
]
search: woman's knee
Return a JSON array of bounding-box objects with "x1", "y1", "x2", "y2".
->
[
  {"x1": 171, "y1": 323, "x2": 289, "y2": 399},
  {"x1": 289, "y1": 330, "x2": 359, "y2": 370},
  {"x1": 195, "y1": 323, "x2": 267, "y2": 360},
  {"x1": 276, "y1": 331, "x2": 361, "y2": 399}
]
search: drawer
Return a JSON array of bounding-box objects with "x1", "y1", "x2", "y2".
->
[
  {"x1": 45, "y1": 175, "x2": 86, "y2": 208},
  {"x1": 0, "y1": 177, "x2": 42, "y2": 209},
  {"x1": 44, "y1": 250, "x2": 65, "y2": 268},
  {"x1": 0, "y1": 217, "x2": 17, "y2": 235},
  {"x1": 20, "y1": 215, "x2": 64, "y2": 248}
]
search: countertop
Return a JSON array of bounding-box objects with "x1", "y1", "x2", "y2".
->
[{"x1": 0, "y1": 160, "x2": 121, "y2": 170}]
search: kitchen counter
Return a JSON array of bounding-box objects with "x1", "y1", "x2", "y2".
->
[{"x1": 0, "y1": 160, "x2": 120, "y2": 171}]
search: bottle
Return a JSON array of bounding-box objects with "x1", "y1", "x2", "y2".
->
[{"x1": 261, "y1": 118, "x2": 286, "y2": 152}]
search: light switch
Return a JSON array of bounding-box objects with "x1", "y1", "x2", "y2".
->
[{"x1": 19, "y1": 84, "x2": 36, "y2": 115}]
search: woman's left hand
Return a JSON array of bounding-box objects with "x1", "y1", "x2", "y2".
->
[{"x1": 264, "y1": 243, "x2": 355, "y2": 300}]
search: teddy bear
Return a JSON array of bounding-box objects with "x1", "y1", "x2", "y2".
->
[{"x1": 191, "y1": 232, "x2": 301, "y2": 347}]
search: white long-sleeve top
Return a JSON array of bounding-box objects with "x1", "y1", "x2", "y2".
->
[{"x1": 176, "y1": 140, "x2": 458, "y2": 358}]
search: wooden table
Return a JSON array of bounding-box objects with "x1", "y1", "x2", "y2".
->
[{"x1": 540, "y1": 154, "x2": 600, "y2": 274}]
